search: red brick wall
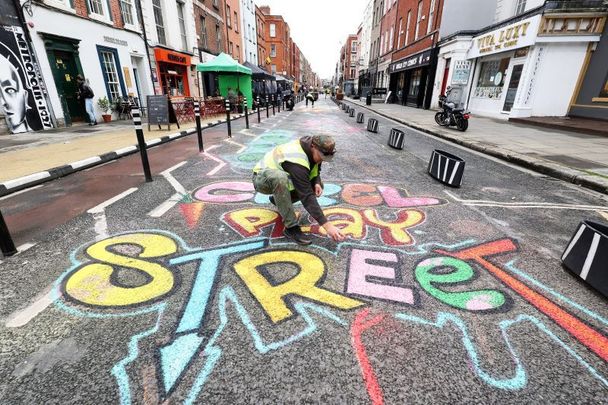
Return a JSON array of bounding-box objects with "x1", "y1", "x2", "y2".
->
[
  {"x1": 391, "y1": 0, "x2": 443, "y2": 61},
  {"x1": 194, "y1": 0, "x2": 226, "y2": 55},
  {"x1": 72, "y1": 0, "x2": 125, "y2": 28},
  {"x1": 225, "y1": 0, "x2": 243, "y2": 62}
]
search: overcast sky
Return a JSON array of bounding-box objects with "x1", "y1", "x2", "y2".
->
[{"x1": 257, "y1": 0, "x2": 369, "y2": 80}]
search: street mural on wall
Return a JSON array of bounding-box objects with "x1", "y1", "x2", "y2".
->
[
  {"x1": 0, "y1": 24, "x2": 53, "y2": 133},
  {"x1": 50, "y1": 122, "x2": 608, "y2": 403}
]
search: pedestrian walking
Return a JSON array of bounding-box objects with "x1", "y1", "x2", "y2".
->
[
  {"x1": 305, "y1": 91, "x2": 315, "y2": 107},
  {"x1": 76, "y1": 75, "x2": 96, "y2": 125},
  {"x1": 252, "y1": 135, "x2": 345, "y2": 245}
]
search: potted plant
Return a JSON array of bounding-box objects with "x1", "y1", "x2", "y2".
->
[
  {"x1": 336, "y1": 88, "x2": 344, "y2": 101},
  {"x1": 97, "y1": 96, "x2": 112, "y2": 123}
]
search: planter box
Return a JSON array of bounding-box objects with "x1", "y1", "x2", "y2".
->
[
  {"x1": 428, "y1": 149, "x2": 465, "y2": 187},
  {"x1": 561, "y1": 220, "x2": 608, "y2": 297}
]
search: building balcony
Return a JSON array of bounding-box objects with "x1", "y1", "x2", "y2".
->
[{"x1": 544, "y1": 0, "x2": 607, "y2": 13}]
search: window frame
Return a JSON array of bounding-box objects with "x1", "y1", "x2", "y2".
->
[
  {"x1": 177, "y1": 1, "x2": 188, "y2": 51},
  {"x1": 200, "y1": 15, "x2": 208, "y2": 49},
  {"x1": 427, "y1": 0, "x2": 435, "y2": 34},
  {"x1": 120, "y1": 0, "x2": 135, "y2": 26},
  {"x1": 152, "y1": 0, "x2": 166, "y2": 45},
  {"x1": 406, "y1": 10, "x2": 411, "y2": 45},
  {"x1": 96, "y1": 45, "x2": 127, "y2": 103},
  {"x1": 270, "y1": 23, "x2": 276, "y2": 37},
  {"x1": 234, "y1": 11, "x2": 238, "y2": 32},
  {"x1": 226, "y1": 5, "x2": 232, "y2": 27},
  {"x1": 270, "y1": 44, "x2": 276, "y2": 57},
  {"x1": 415, "y1": 1, "x2": 423, "y2": 41}
]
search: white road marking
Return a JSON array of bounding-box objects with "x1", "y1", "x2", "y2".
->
[
  {"x1": 88, "y1": 188, "x2": 138, "y2": 240},
  {"x1": 225, "y1": 139, "x2": 246, "y2": 153},
  {"x1": 203, "y1": 145, "x2": 226, "y2": 176},
  {"x1": 444, "y1": 190, "x2": 608, "y2": 211},
  {"x1": 147, "y1": 161, "x2": 188, "y2": 218},
  {"x1": 0, "y1": 185, "x2": 43, "y2": 201},
  {"x1": 5, "y1": 284, "x2": 54, "y2": 328}
]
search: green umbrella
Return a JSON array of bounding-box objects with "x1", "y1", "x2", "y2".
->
[{"x1": 196, "y1": 53, "x2": 252, "y2": 75}]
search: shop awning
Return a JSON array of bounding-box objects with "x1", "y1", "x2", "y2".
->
[
  {"x1": 196, "y1": 53, "x2": 252, "y2": 74},
  {"x1": 274, "y1": 74, "x2": 292, "y2": 83},
  {"x1": 242, "y1": 62, "x2": 274, "y2": 80}
]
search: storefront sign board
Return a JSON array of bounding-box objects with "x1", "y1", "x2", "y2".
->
[
  {"x1": 388, "y1": 50, "x2": 432, "y2": 74},
  {"x1": 468, "y1": 15, "x2": 541, "y2": 59},
  {"x1": 451, "y1": 60, "x2": 471, "y2": 85}
]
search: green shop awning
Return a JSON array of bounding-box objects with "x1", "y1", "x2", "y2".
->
[{"x1": 196, "y1": 53, "x2": 252, "y2": 74}]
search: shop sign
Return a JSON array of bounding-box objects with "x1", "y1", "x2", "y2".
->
[
  {"x1": 155, "y1": 48, "x2": 191, "y2": 66},
  {"x1": 468, "y1": 15, "x2": 540, "y2": 59},
  {"x1": 389, "y1": 50, "x2": 432, "y2": 74},
  {"x1": 103, "y1": 36, "x2": 128, "y2": 47},
  {"x1": 451, "y1": 60, "x2": 471, "y2": 85}
]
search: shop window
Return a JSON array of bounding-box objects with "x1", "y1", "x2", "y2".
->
[
  {"x1": 216, "y1": 24, "x2": 221, "y2": 52},
  {"x1": 152, "y1": 0, "x2": 166, "y2": 45},
  {"x1": 409, "y1": 69, "x2": 422, "y2": 97},
  {"x1": 427, "y1": 0, "x2": 436, "y2": 34},
  {"x1": 177, "y1": 1, "x2": 188, "y2": 51},
  {"x1": 97, "y1": 46, "x2": 125, "y2": 103},
  {"x1": 599, "y1": 76, "x2": 608, "y2": 98},
  {"x1": 474, "y1": 58, "x2": 510, "y2": 99},
  {"x1": 88, "y1": 0, "x2": 104, "y2": 15},
  {"x1": 415, "y1": 1, "x2": 423, "y2": 41},
  {"x1": 200, "y1": 16, "x2": 208, "y2": 49},
  {"x1": 120, "y1": 0, "x2": 134, "y2": 25},
  {"x1": 406, "y1": 11, "x2": 411, "y2": 45},
  {"x1": 159, "y1": 63, "x2": 186, "y2": 96}
]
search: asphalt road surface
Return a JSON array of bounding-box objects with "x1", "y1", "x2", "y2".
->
[{"x1": 1, "y1": 98, "x2": 607, "y2": 404}]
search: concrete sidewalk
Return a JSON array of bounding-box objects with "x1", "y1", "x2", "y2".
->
[
  {"x1": 341, "y1": 97, "x2": 608, "y2": 195},
  {"x1": 0, "y1": 112, "x2": 245, "y2": 196}
]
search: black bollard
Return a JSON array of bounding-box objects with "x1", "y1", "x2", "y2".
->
[
  {"x1": 0, "y1": 210, "x2": 17, "y2": 257},
  {"x1": 277, "y1": 94, "x2": 281, "y2": 112},
  {"x1": 132, "y1": 107, "x2": 152, "y2": 182},
  {"x1": 272, "y1": 95, "x2": 276, "y2": 115},
  {"x1": 225, "y1": 98, "x2": 232, "y2": 138},
  {"x1": 266, "y1": 95, "x2": 269, "y2": 118},
  {"x1": 244, "y1": 96, "x2": 249, "y2": 129},
  {"x1": 194, "y1": 100, "x2": 204, "y2": 152},
  {"x1": 257, "y1": 96, "x2": 261, "y2": 123}
]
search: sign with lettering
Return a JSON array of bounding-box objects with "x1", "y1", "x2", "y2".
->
[
  {"x1": 147, "y1": 95, "x2": 169, "y2": 128},
  {"x1": 388, "y1": 50, "x2": 432, "y2": 74},
  {"x1": 451, "y1": 60, "x2": 471, "y2": 85},
  {"x1": 154, "y1": 48, "x2": 191, "y2": 66},
  {"x1": 103, "y1": 36, "x2": 128, "y2": 47},
  {"x1": 0, "y1": 25, "x2": 53, "y2": 133},
  {"x1": 468, "y1": 15, "x2": 540, "y2": 59}
]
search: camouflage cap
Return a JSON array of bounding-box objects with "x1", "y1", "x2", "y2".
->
[{"x1": 311, "y1": 135, "x2": 336, "y2": 162}]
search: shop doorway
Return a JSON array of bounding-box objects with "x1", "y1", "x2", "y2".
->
[
  {"x1": 503, "y1": 64, "x2": 523, "y2": 112},
  {"x1": 440, "y1": 58, "x2": 451, "y2": 96},
  {"x1": 50, "y1": 49, "x2": 84, "y2": 122}
]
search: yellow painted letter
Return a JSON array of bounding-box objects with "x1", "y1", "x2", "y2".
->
[
  {"x1": 64, "y1": 233, "x2": 177, "y2": 307},
  {"x1": 234, "y1": 250, "x2": 363, "y2": 323}
]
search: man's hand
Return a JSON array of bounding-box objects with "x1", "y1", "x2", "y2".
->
[
  {"x1": 323, "y1": 222, "x2": 345, "y2": 242},
  {"x1": 314, "y1": 183, "x2": 323, "y2": 197}
]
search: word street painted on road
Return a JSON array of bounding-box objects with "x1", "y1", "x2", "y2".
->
[{"x1": 53, "y1": 179, "x2": 608, "y2": 404}]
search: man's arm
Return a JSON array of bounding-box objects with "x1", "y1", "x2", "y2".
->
[{"x1": 282, "y1": 161, "x2": 327, "y2": 225}]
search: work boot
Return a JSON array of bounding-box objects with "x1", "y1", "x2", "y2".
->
[{"x1": 283, "y1": 226, "x2": 312, "y2": 245}]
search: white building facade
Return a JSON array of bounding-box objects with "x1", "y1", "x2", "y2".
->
[
  {"x1": 433, "y1": 0, "x2": 606, "y2": 119},
  {"x1": 26, "y1": 0, "x2": 153, "y2": 125},
  {"x1": 240, "y1": 0, "x2": 258, "y2": 64},
  {"x1": 140, "y1": 0, "x2": 198, "y2": 98}
]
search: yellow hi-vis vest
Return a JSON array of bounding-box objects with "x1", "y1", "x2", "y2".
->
[{"x1": 253, "y1": 140, "x2": 319, "y2": 191}]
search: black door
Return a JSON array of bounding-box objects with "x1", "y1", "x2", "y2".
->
[{"x1": 52, "y1": 50, "x2": 85, "y2": 122}]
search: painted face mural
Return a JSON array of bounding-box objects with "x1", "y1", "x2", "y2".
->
[
  {"x1": 0, "y1": 25, "x2": 53, "y2": 133},
  {"x1": 0, "y1": 53, "x2": 30, "y2": 132},
  {"x1": 49, "y1": 122, "x2": 608, "y2": 403}
]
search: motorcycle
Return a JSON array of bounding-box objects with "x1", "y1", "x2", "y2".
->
[{"x1": 435, "y1": 88, "x2": 470, "y2": 132}]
